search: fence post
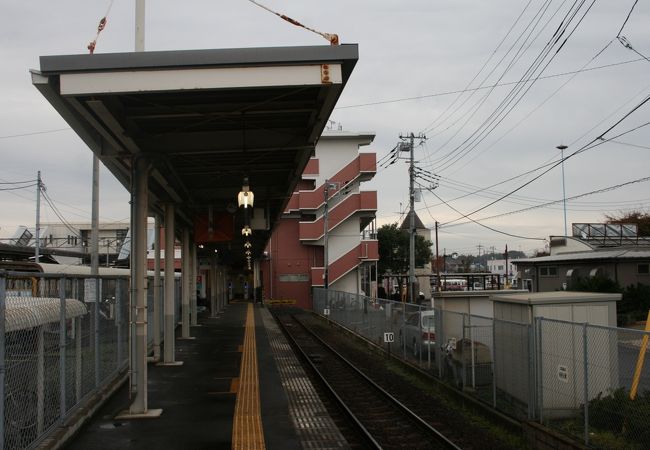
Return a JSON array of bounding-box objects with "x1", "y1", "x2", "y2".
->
[
  {"x1": 95, "y1": 278, "x2": 101, "y2": 386},
  {"x1": 59, "y1": 276, "x2": 67, "y2": 420},
  {"x1": 418, "y1": 304, "x2": 423, "y2": 365},
  {"x1": 528, "y1": 321, "x2": 535, "y2": 420},
  {"x1": 492, "y1": 317, "x2": 497, "y2": 409},
  {"x1": 402, "y1": 303, "x2": 407, "y2": 359},
  {"x1": 537, "y1": 317, "x2": 544, "y2": 424},
  {"x1": 462, "y1": 313, "x2": 467, "y2": 388},
  {"x1": 583, "y1": 322, "x2": 589, "y2": 446},
  {"x1": 469, "y1": 314, "x2": 476, "y2": 389},
  {"x1": 0, "y1": 271, "x2": 6, "y2": 450},
  {"x1": 436, "y1": 308, "x2": 443, "y2": 378},
  {"x1": 116, "y1": 279, "x2": 122, "y2": 369},
  {"x1": 75, "y1": 316, "x2": 81, "y2": 403},
  {"x1": 37, "y1": 326, "x2": 45, "y2": 434}
]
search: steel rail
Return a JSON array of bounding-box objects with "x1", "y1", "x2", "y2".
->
[
  {"x1": 275, "y1": 313, "x2": 382, "y2": 449},
  {"x1": 281, "y1": 312, "x2": 462, "y2": 450}
]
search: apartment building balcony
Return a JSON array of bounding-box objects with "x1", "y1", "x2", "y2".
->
[
  {"x1": 310, "y1": 239, "x2": 378, "y2": 286},
  {"x1": 299, "y1": 191, "x2": 377, "y2": 241}
]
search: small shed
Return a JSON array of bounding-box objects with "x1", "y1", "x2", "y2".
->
[
  {"x1": 434, "y1": 289, "x2": 528, "y2": 318},
  {"x1": 491, "y1": 291, "x2": 620, "y2": 327},
  {"x1": 491, "y1": 291, "x2": 621, "y2": 419}
]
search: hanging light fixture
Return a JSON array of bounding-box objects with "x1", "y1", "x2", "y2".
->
[
  {"x1": 241, "y1": 226, "x2": 252, "y2": 236},
  {"x1": 237, "y1": 177, "x2": 254, "y2": 208},
  {"x1": 244, "y1": 241, "x2": 252, "y2": 249}
]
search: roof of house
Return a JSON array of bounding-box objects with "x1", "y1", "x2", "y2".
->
[
  {"x1": 492, "y1": 291, "x2": 621, "y2": 305},
  {"x1": 514, "y1": 248, "x2": 650, "y2": 264},
  {"x1": 400, "y1": 212, "x2": 426, "y2": 230}
]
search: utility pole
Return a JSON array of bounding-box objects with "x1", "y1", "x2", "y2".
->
[
  {"x1": 399, "y1": 132, "x2": 426, "y2": 303},
  {"x1": 409, "y1": 133, "x2": 415, "y2": 304},
  {"x1": 91, "y1": 156, "x2": 100, "y2": 275},
  {"x1": 435, "y1": 221, "x2": 440, "y2": 292},
  {"x1": 35, "y1": 171, "x2": 41, "y2": 263}
]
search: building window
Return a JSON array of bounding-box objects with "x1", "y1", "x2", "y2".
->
[
  {"x1": 540, "y1": 266, "x2": 558, "y2": 277},
  {"x1": 639, "y1": 264, "x2": 650, "y2": 275},
  {"x1": 278, "y1": 274, "x2": 310, "y2": 282}
]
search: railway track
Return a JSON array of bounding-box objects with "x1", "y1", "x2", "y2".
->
[{"x1": 275, "y1": 312, "x2": 462, "y2": 450}]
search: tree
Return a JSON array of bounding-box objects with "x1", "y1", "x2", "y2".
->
[
  {"x1": 377, "y1": 223, "x2": 432, "y2": 277},
  {"x1": 605, "y1": 210, "x2": 650, "y2": 236}
]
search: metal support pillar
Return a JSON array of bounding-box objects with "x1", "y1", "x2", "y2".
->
[
  {"x1": 210, "y1": 258, "x2": 217, "y2": 317},
  {"x1": 151, "y1": 215, "x2": 161, "y2": 362},
  {"x1": 117, "y1": 156, "x2": 161, "y2": 419},
  {"x1": 221, "y1": 271, "x2": 227, "y2": 310},
  {"x1": 190, "y1": 238, "x2": 198, "y2": 326},
  {"x1": 160, "y1": 204, "x2": 182, "y2": 366},
  {"x1": 180, "y1": 228, "x2": 193, "y2": 339}
]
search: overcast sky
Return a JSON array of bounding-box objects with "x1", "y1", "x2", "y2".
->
[{"x1": 1, "y1": 1, "x2": 649, "y2": 256}]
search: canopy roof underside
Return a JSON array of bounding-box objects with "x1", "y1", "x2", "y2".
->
[{"x1": 32, "y1": 45, "x2": 358, "y2": 266}]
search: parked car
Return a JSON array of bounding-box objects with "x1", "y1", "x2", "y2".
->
[{"x1": 398, "y1": 310, "x2": 436, "y2": 356}]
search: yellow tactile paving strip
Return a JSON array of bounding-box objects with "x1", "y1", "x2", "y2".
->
[{"x1": 232, "y1": 303, "x2": 266, "y2": 450}]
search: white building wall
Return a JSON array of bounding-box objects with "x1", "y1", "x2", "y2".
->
[
  {"x1": 486, "y1": 259, "x2": 516, "y2": 275},
  {"x1": 332, "y1": 270, "x2": 358, "y2": 295},
  {"x1": 549, "y1": 236, "x2": 593, "y2": 255},
  {"x1": 314, "y1": 131, "x2": 373, "y2": 188},
  {"x1": 328, "y1": 216, "x2": 359, "y2": 262}
]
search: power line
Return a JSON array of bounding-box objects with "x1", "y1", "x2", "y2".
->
[
  {"x1": 0, "y1": 128, "x2": 70, "y2": 139},
  {"x1": 421, "y1": 0, "x2": 564, "y2": 145},
  {"x1": 418, "y1": 0, "x2": 536, "y2": 135},
  {"x1": 443, "y1": 39, "x2": 617, "y2": 176},
  {"x1": 0, "y1": 184, "x2": 38, "y2": 191},
  {"x1": 440, "y1": 99, "x2": 650, "y2": 226},
  {"x1": 333, "y1": 58, "x2": 644, "y2": 110},
  {"x1": 0, "y1": 179, "x2": 37, "y2": 185},
  {"x1": 418, "y1": 182, "x2": 545, "y2": 241},
  {"x1": 617, "y1": 0, "x2": 640, "y2": 37},
  {"x1": 428, "y1": 1, "x2": 599, "y2": 174},
  {"x1": 40, "y1": 186, "x2": 83, "y2": 238},
  {"x1": 447, "y1": 175, "x2": 650, "y2": 228},
  {"x1": 611, "y1": 140, "x2": 650, "y2": 150}
]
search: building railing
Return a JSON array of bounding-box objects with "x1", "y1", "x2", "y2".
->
[{"x1": 313, "y1": 288, "x2": 650, "y2": 449}]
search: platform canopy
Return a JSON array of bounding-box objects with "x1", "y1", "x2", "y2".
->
[{"x1": 32, "y1": 45, "x2": 358, "y2": 266}]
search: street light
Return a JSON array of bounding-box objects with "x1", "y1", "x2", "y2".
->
[{"x1": 556, "y1": 145, "x2": 568, "y2": 236}]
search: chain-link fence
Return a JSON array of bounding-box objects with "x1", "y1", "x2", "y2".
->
[
  {"x1": 313, "y1": 288, "x2": 650, "y2": 449},
  {"x1": 537, "y1": 318, "x2": 650, "y2": 449},
  {"x1": 1, "y1": 270, "x2": 181, "y2": 450}
]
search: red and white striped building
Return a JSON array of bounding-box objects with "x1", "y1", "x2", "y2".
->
[{"x1": 261, "y1": 130, "x2": 379, "y2": 308}]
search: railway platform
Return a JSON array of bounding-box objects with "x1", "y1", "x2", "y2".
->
[{"x1": 58, "y1": 302, "x2": 347, "y2": 450}]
